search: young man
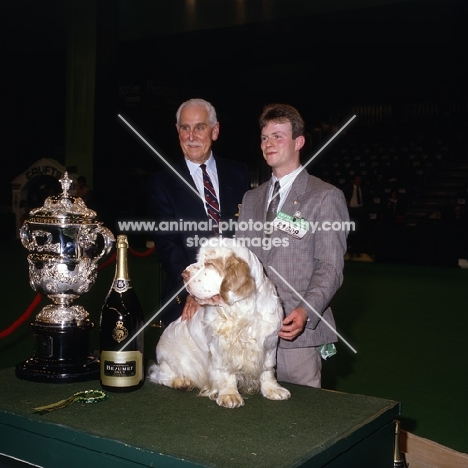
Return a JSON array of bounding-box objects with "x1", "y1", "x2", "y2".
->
[
  {"x1": 147, "y1": 98, "x2": 249, "y2": 324},
  {"x1": 237, "y1": 103, "x2": 349, "y2": 388}
]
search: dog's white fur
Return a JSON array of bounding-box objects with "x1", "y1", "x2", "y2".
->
[{"x1": 148, "y1": 238, "x2": 291, "y2": 408}]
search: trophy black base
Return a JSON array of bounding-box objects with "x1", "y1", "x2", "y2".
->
[
  {"x1": 15, "y1": 320, "x2": 100, "y2": 383},
  {"x1": 15, "y1": 355, "x2": 100, "y2": 383}
]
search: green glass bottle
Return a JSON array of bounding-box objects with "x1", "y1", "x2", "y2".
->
[{"x1": 100, "y1": 235, "x2": 144, "y2": 392}]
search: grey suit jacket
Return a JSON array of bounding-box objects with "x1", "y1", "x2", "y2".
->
[{"x1": 237, "y1": 169, "x2": 349, "y2": 348}]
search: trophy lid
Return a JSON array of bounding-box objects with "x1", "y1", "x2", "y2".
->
[{"x1": 27, "y1": 172, "x2": 98, "y2": 225}]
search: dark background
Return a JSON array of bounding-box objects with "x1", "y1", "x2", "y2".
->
[
  {"x1": 1, "y1": 1, "x2": 468, "y2": 456},
  {"x1": 1, "y1": 0, "x2": 467, "y2": 262}
]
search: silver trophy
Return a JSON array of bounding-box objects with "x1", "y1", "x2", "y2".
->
[{"x1": 16, "y1": 172, "x2": 115, "y2": 383}]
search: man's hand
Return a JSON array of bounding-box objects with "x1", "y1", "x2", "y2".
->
[
  {"x1": 278, "y1": 307, "x2": 308, "y2": 341},
  {"x1": 181, "y1": 295, "x2": 200, "y2": 321}
]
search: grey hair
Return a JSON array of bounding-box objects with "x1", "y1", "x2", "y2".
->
[{"x1": 175, "y1": 98, "x2": 218, "y2": 127}]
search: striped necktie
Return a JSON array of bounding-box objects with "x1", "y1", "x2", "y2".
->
[
  {"x1": 200, "y1": 164, "x2": 220, "y2": 234},
  {"x1": 266, "y1": 180, "x2": 281, "y2": 222}
]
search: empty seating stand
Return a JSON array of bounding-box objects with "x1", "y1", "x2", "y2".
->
[{"x1": 310, "y1": 118, "x2": 468, "y2": 266}]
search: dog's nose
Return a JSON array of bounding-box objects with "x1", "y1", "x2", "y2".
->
[{"x1": 181, "y1": 270, "x2": 190, "y2": 280}]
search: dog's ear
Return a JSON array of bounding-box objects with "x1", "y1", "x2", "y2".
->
[{"x1": 220, "y1": 254, "x2": 255, "y2": 305}]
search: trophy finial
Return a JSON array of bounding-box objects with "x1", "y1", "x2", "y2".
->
[{"x1": 59, "y1": 172, "x2": 72, "y2": 196}]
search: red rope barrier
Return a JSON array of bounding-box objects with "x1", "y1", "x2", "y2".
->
[
  {"x1": 99, "y1": 251, "x2": 116, "y2": 271},
  {"x1": 0, "y1": 246, "x2": 156, "y2": 339},
  {"x1": 0, "y1": 293, "x2": 42, "y2": 339},
  {"x1": 129, "y1": 245, "x2": 156, "y2": 258}
]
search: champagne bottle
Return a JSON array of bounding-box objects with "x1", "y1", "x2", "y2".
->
[
  {"x1": 393, "y1": 419, "x2": 408, "y2": 468},
  {"x1": 100, "y1": 235, "x2": 144, "y2": 392}
]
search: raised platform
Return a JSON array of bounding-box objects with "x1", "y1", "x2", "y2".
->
[{"x1": 0, "y1": 367, "x2": 399, "y2": 467}]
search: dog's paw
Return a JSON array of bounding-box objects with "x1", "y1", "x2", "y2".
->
[
  {"x1": 173, "y1": 377, "x2": 195, "y2": 391},
  {"x1": 216, "y1": 392, "x2": 245, "y2": 408},
  {"x1": 261, "y1": 382, "x2": 291, "y2": 401}
]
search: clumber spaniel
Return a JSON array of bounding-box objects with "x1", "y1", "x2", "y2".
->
[{"x1": 148, "y1": 238, "x2": 291, "y2": 408}]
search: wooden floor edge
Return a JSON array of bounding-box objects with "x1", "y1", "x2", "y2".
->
[{"x1": 400, "y1": 430, "x2": 468, "y2": 468}]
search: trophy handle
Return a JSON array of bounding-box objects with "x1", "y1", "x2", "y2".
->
[
  {"x1": 93, "y1": 226, "x2": 115, "y2": 261},
  {"x1": 19, "y1": 224, "x2": 31, "y2": 249}
]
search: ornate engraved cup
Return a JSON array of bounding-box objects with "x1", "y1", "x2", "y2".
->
[{"x1": 16, "y1": 173, "x2": 115, "y2": 382}]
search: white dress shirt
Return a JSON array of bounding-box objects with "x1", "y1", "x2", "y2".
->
[{"x1": 267, "y1": 165, "x2": 303, "y2": 214}]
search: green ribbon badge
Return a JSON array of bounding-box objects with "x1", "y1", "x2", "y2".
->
[{"x1": 33, "y1": 390, "x2": 108, "y2": 414}]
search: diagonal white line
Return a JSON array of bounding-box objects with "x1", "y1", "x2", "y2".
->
[
  {"x1": 203, "y1": 188, "x2": 219, "y2": 206},
  {"x1": 205, "y1": 199, "x2": 220, "y2": 214},
  {"x1": 0, "y1": 454, "x2": 42, "y2": 468},
  {"x1": 204, "y1": 187, "x2": 218, "y2": 202},
  {"x1": 118, "y1": 113, "x2": 204, "y2": 202},
  {"x1": 118, "y1": 266, "x2": 205, "y2": 353},
  {"x1": 268, "y1": 266, "x2": 357, "y2": 354},
  {"x1": 270, "y1": 114, "x2": 357, "y2": 203},
  {"x1": 207, "y1": 211, "x2": 220, "y2": 224}
]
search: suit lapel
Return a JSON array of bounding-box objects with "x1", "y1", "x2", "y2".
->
[
  {"x1": 256, "y1": 182, "x2": 270, "y2": 222},
  {"x1": 215, "y1": 156, "x2": 245, "y2": 220},
  {"x1": 216, "y1": 157, "x2": 230, "y2": 216},
  {"x1": 171, "y1": 161, "x2": 207, "y2": 219},
  {"x1": 164, "y1": 161, "x2": 196, "y2": 199},
  {"x1": 173, "y1": 161, "x2": 197, "y2": 190},
  {"x1": 280, "y1": 169, "x2": 309, "y2": 218}
]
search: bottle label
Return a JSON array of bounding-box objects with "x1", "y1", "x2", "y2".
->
[
  {"x1": 112, "y1": 279, "x2": 132, "y2": 293},
  {"x1": 100, "y1": 350, "x2": 143, "y2": 387},
  {"x1": 112, "y1": 320, "x2": 129, "y2": 343}
]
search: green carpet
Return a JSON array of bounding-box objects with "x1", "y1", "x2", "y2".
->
[
  {"x1": 0, "y1": 366, "x2": 398, "y2": 468},
  {"x1": 1, "y1": 238, "x2": 467, "y2": 454},
  {"x1": 323, "y1": 261, "x2": 468, "y2": 454}
]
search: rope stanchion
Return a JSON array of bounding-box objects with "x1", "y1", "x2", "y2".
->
[{"x1": 0, "y1": 245, "x2": 156, "y2": 339}]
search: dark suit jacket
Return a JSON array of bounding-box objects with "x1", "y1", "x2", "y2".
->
[{"x1": 147, "y1": 155, "x2": 249, "y2": 323}]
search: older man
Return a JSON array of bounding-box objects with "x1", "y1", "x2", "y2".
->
[{"x1": 147, "y1": 98, "x2": 249, "y2": 324}]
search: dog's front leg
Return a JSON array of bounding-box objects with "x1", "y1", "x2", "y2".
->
[
  {"x1": 210, "y1": 369, "x2": 244, "y2": 408},
  {"x1": 260, "y1": 342, "x2": 291, "y2": 401},
  {"x1": 260, "y1": 368, "x2": 291, "y2": 400}
]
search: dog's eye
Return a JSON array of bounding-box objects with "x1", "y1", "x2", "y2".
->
[{"x1": 204, "y1": 260, "x2": 223, "y2": 274}]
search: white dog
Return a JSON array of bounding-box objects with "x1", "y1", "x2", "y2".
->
[{"x1": 148, "y1": 238, "x2": 291, "y2": 408}]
